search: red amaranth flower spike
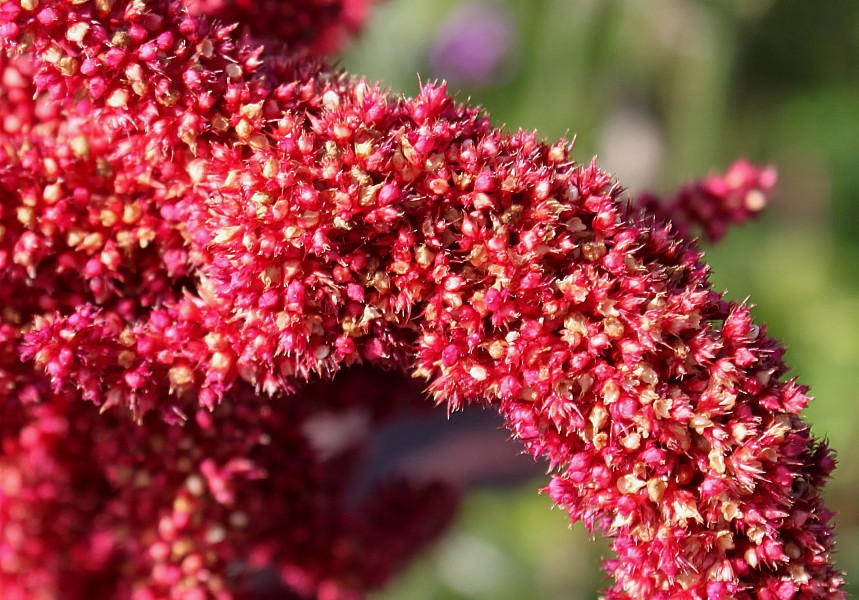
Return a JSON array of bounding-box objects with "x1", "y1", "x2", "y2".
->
[
  {"x1": 184, "y1": 0, "x2": 375, "y2": 56},
  {"x1": 634, "y1": 159, "x2": 777, "y2": 244},
  {"x1": 0, "y1": 369, "x2": 457, "y2": 599},
  {"x1": 0, "y1": 0, "x2": 846, "y2": 598}
]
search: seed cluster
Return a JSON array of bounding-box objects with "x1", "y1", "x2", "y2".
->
[{"x1": 0, "y1": 0, "x2": 844, "y2": 598}]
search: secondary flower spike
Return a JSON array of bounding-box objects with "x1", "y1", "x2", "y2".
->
[
  {"x1": 185, "y1": 0, "x2": 375, "y2": 55},
  {"x1": 0, "y1": 0, "x2": 844, "y2": 599},
  {"x1": 634, "y1": 159, "x2": 777, "y2": 244}
]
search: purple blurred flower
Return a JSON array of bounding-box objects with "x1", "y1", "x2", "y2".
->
[{"x1": 428, "y1": 2, "x2": 519, "y2": 87}]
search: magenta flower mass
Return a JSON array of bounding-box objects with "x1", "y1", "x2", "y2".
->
[{"x1": 0, "y1": 0, "x2": 845, "y2": 598}]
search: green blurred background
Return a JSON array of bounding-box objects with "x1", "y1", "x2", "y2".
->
[{"x1": 338, "y1": 1, "x2": 859, "y2": 597}]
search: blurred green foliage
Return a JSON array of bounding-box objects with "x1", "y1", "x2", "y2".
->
[{"x1": 339, "y1": 1, "x2": 859, "y2": 597}]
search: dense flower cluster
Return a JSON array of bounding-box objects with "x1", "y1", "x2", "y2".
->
[
  {"x1": 0, "y1": 368, "x2": 456, "y2": 599},
  {"x1": 0, "y1": 0, "x2": 845, "y2": 598},
  {"x1": 185, "y1": 0, "x2": 373, "y2": 55},
  {"x1": 636, "y1": 159, "x2": 777, "y2": 244}
]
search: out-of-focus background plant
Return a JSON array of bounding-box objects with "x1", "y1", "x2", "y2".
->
[{"x1": 334, "y1": 1, "x2": 859, "y2": 598}]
